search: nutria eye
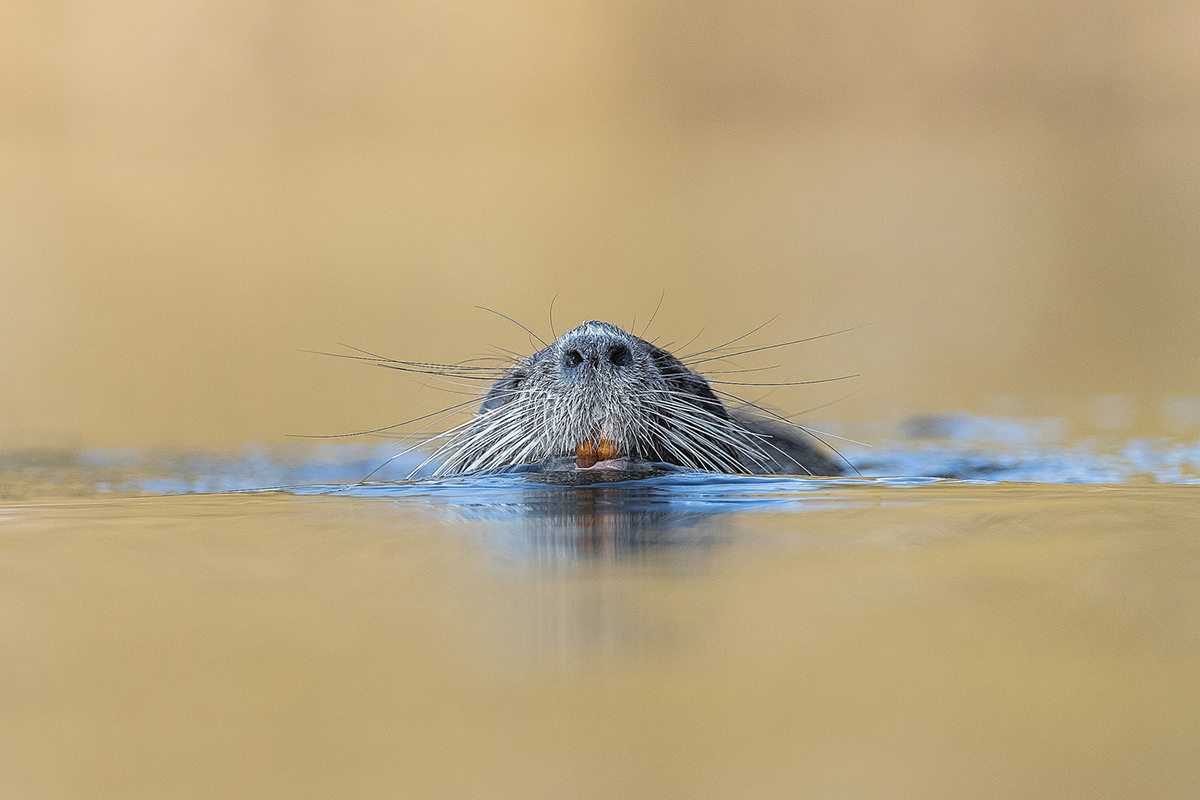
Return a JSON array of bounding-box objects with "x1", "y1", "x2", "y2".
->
[
  {"x1": 607, "y1": 344, "x2": 632, "y2": 367},
  {"x1": 563, "y1": 349, "x2": 583, "y2": 368}
]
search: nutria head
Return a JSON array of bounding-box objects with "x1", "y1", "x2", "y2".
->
[{"x1": 434, "y1": 320, "x2": 832, "y2": 475}]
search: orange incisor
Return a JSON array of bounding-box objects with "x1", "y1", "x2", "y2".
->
[{"x1": 575, "y1": 438, "x2": 619, "y2": 468}]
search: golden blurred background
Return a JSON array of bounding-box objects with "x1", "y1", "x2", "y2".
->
[{"x1": 3, "y1": 0, "x2": 1199, "y2": 449}]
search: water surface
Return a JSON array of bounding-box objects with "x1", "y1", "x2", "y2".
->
[{"x1": 1, "y1": 468, "x2": 1197, "y2": 798}]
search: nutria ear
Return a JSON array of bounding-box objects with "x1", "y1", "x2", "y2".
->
[{"x1": 479, "y1": 368, "x2": 527, "y2": 413}]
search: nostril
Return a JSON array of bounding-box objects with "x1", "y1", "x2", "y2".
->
[
  {"x1": 563, "y1": 349, "x2": 583, "y2": 369},
  {"x1": 607, "y1": 343, "x2": 632, "y2": 367}
]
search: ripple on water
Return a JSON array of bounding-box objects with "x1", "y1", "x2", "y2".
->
[{"x1": 2, "y1": 421, "x2": 1199, "y2": 501}]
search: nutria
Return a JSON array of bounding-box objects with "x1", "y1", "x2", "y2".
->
[{"x1": 422, "y1": 320, "x2": 843, "y2": 477}]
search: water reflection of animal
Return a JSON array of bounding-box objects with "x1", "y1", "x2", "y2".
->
[
  {"x1": 466, "y1": 483, "x2": 730, "y2": 560},
  {"x1": 350, "y1": 320, "x2": 847, "y2": 477}
]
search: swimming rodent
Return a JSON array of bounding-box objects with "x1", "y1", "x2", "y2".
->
[{"x1": 427, "y1": 320, "x2": 844, "y2": 477}]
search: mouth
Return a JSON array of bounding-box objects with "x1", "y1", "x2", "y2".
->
[{"x1": 575, "y1": 438, "x2": 628, "y2": 470}]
